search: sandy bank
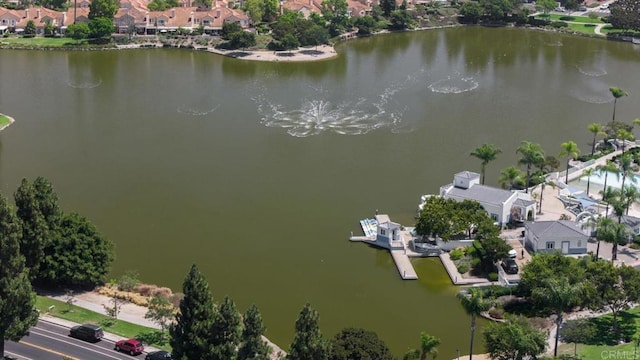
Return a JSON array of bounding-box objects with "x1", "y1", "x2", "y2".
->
[{"x1": 202, "y1": 44, "x2": 339, "y2": 62}]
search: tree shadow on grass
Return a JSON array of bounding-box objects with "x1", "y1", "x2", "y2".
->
[
  {"x1": 227, "y1": 51, "x2": 251, "y2": 58},
  {"x1": 586, "y1": 311, "x2": 639, "y2": 345},
  {"x1": 299, "y1": 49, "x2": 323, "y2": 56}
]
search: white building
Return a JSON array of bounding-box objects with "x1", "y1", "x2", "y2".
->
[{"x1": 439, "y1": 171, "x2": 537, "y2": 226}]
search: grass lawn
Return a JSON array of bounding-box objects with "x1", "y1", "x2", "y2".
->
[
  {"x1": 36, "y1": 296, "x2": 170, "y2": 350},
  {"x1": 567, "y1": 23, "x2": 599, "y2": 34},
  {"x1": 555, "y1": 306, "x2": 640, "y2": 359},
  {"x1": 0, "y1": 115, "x2": 10, "y2": 127},
  {"x1": 0, "y1": 37, "x2": 87, "y2": 47},
  {"x1": 535, "y1": 14, "x2": 604, "y2": 23}
]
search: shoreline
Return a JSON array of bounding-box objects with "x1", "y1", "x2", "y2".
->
[{"x1": 0, "y1": 113, "x2": 15, "y2": 132}]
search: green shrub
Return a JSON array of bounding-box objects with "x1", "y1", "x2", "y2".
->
[
  {"x1": 457, "y1": 263, "x2": 470, "y2": 274},
  {"x1": 488, "y1": 307, "x2": 504, "y2": 319},
  {"x1": 450, "y1": 248, "x2": 465, "y2": 261},
  {"x1": 488, "y1": 272, "x2": 499, "y2": 281},
  {"x1": 551, "y1": 21, "x2": 568, "y2": 28},
  {"x1": 559, "y1": 16, "x2": 574, "y2": 21}
]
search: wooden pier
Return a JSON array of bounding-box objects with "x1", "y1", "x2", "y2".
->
[{"x1": 390, "y1": 250, "x2": 418, "y2": 279}]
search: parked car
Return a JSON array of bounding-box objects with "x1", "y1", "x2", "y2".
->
[
  {"x1": 501, "y1": 257, "x2": 519, "y2": 274},
  {"x1": 508, "y1": 249, "x2": 517, "y2": 258},
  {"x1": 69, "y1": 324, "x2": 103, "y2": 343},
  {"x1": 146, "y1": 350, "x2": 172, "y2": 360},
  {"x1": 115, "y1": 339, "x2": 144, "y2": 356},
  {"x1": 578, "y1": 5, "x2": 587, "y2": 10}
]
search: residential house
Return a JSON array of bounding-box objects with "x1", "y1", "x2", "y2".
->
[
  {"x1": 439, "y1": 171, "x2": 537, "y2": 226},
  {"x1": 524, "y1": 220, "x2": 589, "y2": 254},
  {"x1": 283, "y1": 0, "x2": 322, "y2": 18},
  {"x1": 0, "y1": 8, "x2": 21, "y2": 32},
  {"x1": 375, "y1": 214, "x2": 405, "y2": 250}
]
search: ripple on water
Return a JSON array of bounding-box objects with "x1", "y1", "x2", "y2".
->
[
  {"x1": 576, "y1": 64, "x2": 607, "y2": 77},
  {"x1": 251, "y1": 69, "x2": 426, "y2": 137},
  {"x1": 569, "y1": 79, "x2": 613, "y2": 104},
  {"x1": 67, "y1": 79, "x2": 102, "y2": 89},
  {"x1": 177, "y1": 105, "x2": 219, "y2": 116},
  {"x1": 428, "y1": 76, "x2": 479, "y2": 94}
]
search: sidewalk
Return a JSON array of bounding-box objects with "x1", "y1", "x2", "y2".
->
[{"x1": 44, "y1": 291, "x2": 286, "y2": 359}]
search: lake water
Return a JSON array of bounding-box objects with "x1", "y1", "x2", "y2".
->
[{"x1": 1, "y1": 26, "x2": 640, "y2": 357}]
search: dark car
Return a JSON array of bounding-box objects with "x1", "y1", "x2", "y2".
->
[
  {"x1": 146, "y1": 350, "x2": 172, "y2": 360},
  {"x1": 115, "y1": 339, "x2": 144, "y2": 356},
  {"x1": 502, "y1": 257, "x2": 519, "y2": 274},
  {"x1": 69, "y1": 324, "x2": 104, "y2": 342}
]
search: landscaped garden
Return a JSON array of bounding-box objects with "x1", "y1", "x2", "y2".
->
[{"x1": 0, "y1": 114, "x2": 10, "y2": 128}]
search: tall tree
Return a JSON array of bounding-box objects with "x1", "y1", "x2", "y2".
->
[
  {"x1": 457, "y1": 288, "x2": 494, "y2": 360},
  {"x1": 483, "y1": 316, "x2": 546, "y2": 360},
  {"x1": 145, "y1": 294, "x2": 174, "y2": 335},
  {"x1": 617, "y1": 153, "x2": 636, "y2": 191},
  {"x1": 403, "y1": 332, "x2": 440, "y2": 360},
  {"x1": 170, "y1": 264, "x2": 217, "y2": 360},
  {"x1": 587, "y1": 123, "x2": 605, "y2": 156},
  {"x1": 211, "y1": 295, "x2": 243, "y2": 360},
  {"x1": 617, "y1": 128, "x2": 635, "y2": 154},
  {"x1": 516, "y1": 141, "x2": 545, "y2": 193},
  {"x1": 623, "y1": 184, "x2": 640, "y2": 215},
  {"x1": 38, "y1": 212, "x2": 114, "y2": 287},
  {"x1": 597, "y1": 160, "x2": 620, "y2": 217},
  {"x1": 0, "y1": 193, "x2": 39, "y2": 358},
  {"x1": 609, "y1": 87, "x2": 628, "y2": 123},
  {"x1": 89, "y1": 0, "x2": 118, "y2": 19},
  {"x1": 559, "y1": 141, "x2": 580, "y2": 184},
  {"x1": 610, "y1": 0, "x2": 640, "y2": 32},
  {"x1": 582, "y1": 168, "x2": 595, "y2": 197},
  {"x1": 532, "y1": 277, "x2": 582, "y2": 357},
  {"x1": 321, "y1": 0, "x2": 350, "y2": 36},
  {"x1": 238, "y1": 304, "x2": 271, "y2": 360},
  {"x1": 379, "y1": 0, "x2": 396, "y2": 16},
  {"x1": 329, "y1": 328, "x2": 393, "y2": 360},
  {"x1": 287, "y1": 303, "x2": 328, "y2": 360},
  {"x1": 585, "y1": 262, "x2": 640, "y2": 336},
  {"x1": 498, "y1": 166, "x2": 523, "y2": 190},
  {"x1": 470, "y1": 144, "x2": 502, "y2": 185},
  {"x1": 13, "y1": 178, "x2": 48, "y2": 279}
]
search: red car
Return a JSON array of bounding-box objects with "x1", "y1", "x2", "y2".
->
[{"x1": 115, "y1": 339, "x2": 144, "y2": 356}]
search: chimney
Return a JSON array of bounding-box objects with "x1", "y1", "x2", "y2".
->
[
  {"x1": 216, "y1": 9, "x2": 220, "y2": 17},
  {"x1": 25, "y1": 8, "x2": 29, "y2": 18},
  {"x1": 62, "y1": 12, "x2": 67, "y2": 25},
  {"x1": 309, "y1": 0, "x2": 312, "y2": 6},
  {"x1": 36, "y1": 9, "x2": 41, "y2": 18},
  {"x1": 171, "y1": 9, "x2": 175, "y2": 17}
]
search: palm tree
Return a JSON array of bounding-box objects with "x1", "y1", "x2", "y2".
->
[
  {"x1": 587, "y1": 123, "x2": 605, "y2": 156},
  {"x1": 559, "y1": 141, "x2": 580, "y2": 184},
  {"x1": 597, "y1": 160, "x2": 620, "y2": 216},
  {"x1": 498, "y1": 166, "x2": 522, "y2": 190},
  {"x1": 617, "y1": 153, "x2": 636, "y2": 191},
  {"x1": 470, "y1": 144, "x2": 502, "y2": 185},
  {"x1": 403, "y1": 332, "x2": 440, "y2": 360},
  {"x1": 609, "y1": 189, "x2": 629, "y2": 261},
  {"x1": 623, "y1": 185, "x2": 640, "y2": 215},
  {"x1": 532, "y1": 277, "x2": 582, "y2": 358},
  {"x1": 457, "y1": 288, "x2": 494, "y2": 360},
  {"x1": 517, "y1": 141, "x2": 545, "y2": 193},
  {"x1": 532, "y1": 173, "x2": 556, "y2": 215},
  {"x1": 617, "y1": 128, "x2": 635, "y2": 154},
  {"x1": 609, "y1": 86, "x2": 628, "y2": 122},
  {"x1": 582, "y1": 168, "x2": 595, "y2": 196}
]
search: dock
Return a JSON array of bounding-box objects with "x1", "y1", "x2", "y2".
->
[
  {"x1": 390, "y1": 250, "x2": 418, "y2": 279},
  {"x1": 350, "y1": 214, "x2": 422, "y2": 280}
]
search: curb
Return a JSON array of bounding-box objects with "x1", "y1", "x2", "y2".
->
[{"x1": 38, "y1": 315, "x2": 163, "y2": 354}]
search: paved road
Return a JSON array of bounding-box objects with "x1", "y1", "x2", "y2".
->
[{"x1": 4, "y1": 321, "x2": 146, "y2": 360}]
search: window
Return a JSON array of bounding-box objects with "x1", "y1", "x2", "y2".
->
[
  {"x1": 158, "y1": 19, "x2": 165, "y2": 26},
  {"x1": 491, "y1": 214, "x2": 498, "y2": 221},
  {"x1": 546, "y1": 242, "x2": 554, "y2": 250},
  {"x1": 203, "y1": 20, "x2": 210, "y2": 25},
  {"x1": 1, "y1": 20, "x2": 5, "y2": 25},
  {"x1": 380, "y1": 229, "x2": 386, "y2": 236},
  {"x1": 577, "y1": 240, "x2": 581, "y2": 247}
]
